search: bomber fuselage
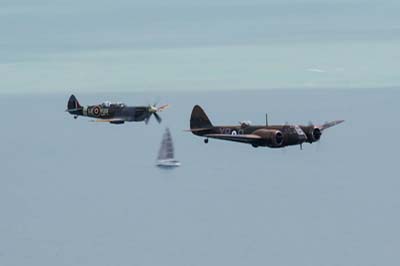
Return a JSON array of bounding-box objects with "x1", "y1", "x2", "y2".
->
[{"x1": 192, "y1": 124, "x2": 318, "y2": 148}]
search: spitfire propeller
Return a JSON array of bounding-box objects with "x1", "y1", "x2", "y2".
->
[{"x1": 145, "y1": 104, "x2": 170, "y2": 124}]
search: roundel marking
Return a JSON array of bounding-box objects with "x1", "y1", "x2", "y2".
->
[
  {"x1": 231, "y1": 130, "x2": 238, "y2": 136},
  {"x1": 93, "y1": 106, "x2": 101, "y2": 116}
]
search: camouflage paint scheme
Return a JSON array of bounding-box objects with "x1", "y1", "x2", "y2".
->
[
  {"x1": 66, "y1": 95, "x2": 168, "y2": 124},
  {"x1": 189, "y1": 105, "x2": 344, "y2": 149}
]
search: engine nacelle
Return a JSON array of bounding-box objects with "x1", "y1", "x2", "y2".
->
[
  {"x1": 305, "y1": 127, "x2": 322, "y2": 143},
  {"x1": 253, "y1": 129, "x2": 284, "y2": 147}
]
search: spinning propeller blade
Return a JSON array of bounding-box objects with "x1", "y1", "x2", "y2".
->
[
  {"x1": 157, "y1": 104, "x2": 170, "y2": 112},
  {"x1": 154, "y1": 113, "x2": 162, "y2": 123},
  {"x1": 145, "y1": 103, "x2": 169, "y2": 124}
]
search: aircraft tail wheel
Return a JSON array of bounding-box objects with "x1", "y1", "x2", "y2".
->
[
  {"x1": 74, "y1": 115, "x2": 78, "y2": 119},
  {"x1": 204, "y1": 138, "x2": 209, "y2": 144}
]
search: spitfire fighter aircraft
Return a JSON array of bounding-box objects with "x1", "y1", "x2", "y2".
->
[
  {"x1": 189, "y1": 105, "x2": 344, "y2": 149},
  {"x1": 66, "y1": 95, "x2": 169, "y2": 124}
]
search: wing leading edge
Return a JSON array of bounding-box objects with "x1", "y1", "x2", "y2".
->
[
  {"x1": 90, "y1": 118, "x2": 126, "y2": 124},
  {"x1": 319, "y1": 120, "x2": 345, "y2": 131}
]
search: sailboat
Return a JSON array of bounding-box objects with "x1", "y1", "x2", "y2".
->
[{"x1": 156, "y1": 128, "x2": 181, "y2": 168}]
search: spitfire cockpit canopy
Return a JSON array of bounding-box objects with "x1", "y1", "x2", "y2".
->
[
  {"x1": 101, "y1": 101, "x2": 112, "y2": 107},
  {"x1": 101, "y1": 101, "x2": 126, "y2": 108},
  {"x1": 114, "y1": 102, "x2": 126, "y2": 107}
]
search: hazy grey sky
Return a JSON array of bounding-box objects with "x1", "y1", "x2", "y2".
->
[
  {"x1": 1, "y1": 0, "x2": 399, "y2": 93},
  {"x1": 1, "y1": 90, "x2": 400, "y2": 265}
]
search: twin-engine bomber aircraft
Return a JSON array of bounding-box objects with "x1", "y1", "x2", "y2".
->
[
  {"x1": 189, "y1": 105, "x2": 344, "y2": 149},
  {"x1": 66, "y1": 95, "x2": 169, "y2": 124}
]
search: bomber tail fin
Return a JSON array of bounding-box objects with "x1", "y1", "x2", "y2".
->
[
  {"x1": 67, "y1": 94, "x2": 83, "y2": 115},
  {"x1": 190, "y1": 105, "x2": 213, "y2": 131}
]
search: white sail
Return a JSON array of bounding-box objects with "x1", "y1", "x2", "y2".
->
[
  {"x1": 157, "y1": 128, "x2": 174, "y2": 160},
  {"x1": 156, "y1": 128, "x2": 180, "y2": 168}
]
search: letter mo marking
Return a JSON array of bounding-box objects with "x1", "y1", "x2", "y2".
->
[{"x1": 219, "y1": 128, "x2": 244, "y2": 135}]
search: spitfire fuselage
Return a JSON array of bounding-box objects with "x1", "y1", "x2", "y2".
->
[
  {"x1": 80, "y1": 104, "x2": 149, "y2": 122},
  {"x1": 67, "y1": 95, "x2": 168, "y2": 124}
]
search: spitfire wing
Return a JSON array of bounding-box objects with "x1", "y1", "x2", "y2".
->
[
  {"x1": 205, "y1": 134, "x2": 262, "y2": 144},
  {"x1": 319, "y1": 120, "x2": 345, "y2": 131},
  {"x1": 90, "y1": 118, "x2": 126, "y2": 123}
]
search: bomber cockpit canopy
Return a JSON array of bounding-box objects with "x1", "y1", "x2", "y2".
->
[{"x1": 239, "y1": 120, "x2": 252, "y2": 128}]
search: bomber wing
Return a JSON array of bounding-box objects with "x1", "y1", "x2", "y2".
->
[
  {"x1": 185, "y1": 128, "x2": 212, "y2": 132},
  {"x1": 204, "y1": 134, "x2": 262, "y2": 144},
  {"x1": 319, "y1": 120, "x2": 345, "y2": 131}
]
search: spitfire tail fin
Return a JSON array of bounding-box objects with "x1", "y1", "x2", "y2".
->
[
  {"x1": 67, "y1": 94, "x2": 83, "y2": 115},
  {"x1": 190, "y1": 105, "x2": 213, "y2": 130}
]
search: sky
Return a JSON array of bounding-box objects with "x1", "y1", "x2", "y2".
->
[
  {"x1": 1, "y1": 2, "x2": 400, "y2": 265},
  {"x1": 1, "y1": 0, "x2": 400, "y2": 94},
  {"x1": 1, "y1": 89, "x2": 400, "y2": 266}
]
